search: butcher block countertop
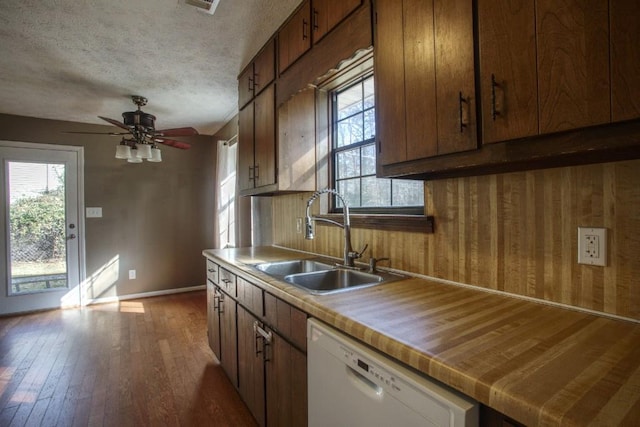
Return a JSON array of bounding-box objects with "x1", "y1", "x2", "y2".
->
[{"x1": 203, "y1": 246, "x2": 640, "y2": 426}]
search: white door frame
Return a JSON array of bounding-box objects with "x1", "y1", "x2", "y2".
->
[{"x1": 0, "y1": 140, "x2": 86, "y2": 313}]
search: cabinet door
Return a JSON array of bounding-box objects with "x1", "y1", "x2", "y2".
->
[
  {"x1": 477, "y1": 0, "x2": 538, "y2": 144},
  {"x1": 253, "y1": 84, "x2": 276, "y2": 189},
  {"x1": 265, "y1": 330, "x2": 307, "y2": 427},
  {"x1": 219, "y1": 292, "x2": 238, "y2": 387},
  {"x1": 403, "y1": 0, "x2": 438, "y2": 159},
  {"x1": 253, "y1": 39, "x2": 275, "y2": 96},
  {"x1": 433, "y1": 0, "x2": 477, "y2": 155},
  {"x1": 536, "y1": 0, "x2": 610, "y2": 133},
  {"x1": 238, "y1": 64, "x2": 254, "y2": 110},
  {"x1": 312, "y1": 0, "x2": 362, "y2": 43},
  {"x1": 277, "y1": 87, "x2": 317, "y2": 192},
  {"x1": 279, "y1": 0, "x2": 312, "y2": 73},
  {"x1": 610, "y1": 0, "x2": 640, "y2": 122},
  {"x1": 207, "y1": 283, "x2": 221, "y2": 359},
  {"x1": 374, "y1": 0, "x2": 407, "y2": 166},
  {"x1": 238, "y1": 104, "x2": 255, "y2": 191},
  {"x1": 237, "y1": 307, "x2": 266, "y2": 427}
]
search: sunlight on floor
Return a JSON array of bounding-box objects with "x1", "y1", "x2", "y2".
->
[{"x1": 119, "y1": 301, "x2": 145, "y2": 313}]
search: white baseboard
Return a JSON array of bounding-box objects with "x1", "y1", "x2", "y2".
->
[{"x1": 85, "y1": 284, "x2": 206, "y2": 306}]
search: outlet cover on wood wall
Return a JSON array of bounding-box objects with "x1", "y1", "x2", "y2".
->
[{"x1": 578, "y1": 227, "x2": 607, "y2": 266}]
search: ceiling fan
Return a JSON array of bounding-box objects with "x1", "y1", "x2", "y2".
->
[{"x1": 69, "y1": 95, "x2": 198, "y2": 163}]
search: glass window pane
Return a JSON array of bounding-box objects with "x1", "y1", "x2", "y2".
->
[
  {"x1": 336, "y1": 148, "x2": 360, "y2": 179},
  {"x1": 392, "y1": 180, "x2": 424, "y2": 206},
  {"x1": 8, "y1": 162, "x2": 68, "y2": 294},
  {"x1": 361, "y1": 177, "x2": 391, "y2": 207},
  {"x1": 363, "y1": 77, "x2": 375, "y2": 109},
  {"x1": 336, "y1": 178, "x2": 360, "y2": 208},
  {"x1": 361, "y1": 144, "x2": 376, "y2": 176},
  {"x1": 364, "y1": 108, "x2": 375, "y2": 141},
  {"x1": 337, "y1": 84, "x2": 363, "y2": 120},
  {"x1": 336, "y1": 114, "x2": 364, "y2": 148}
]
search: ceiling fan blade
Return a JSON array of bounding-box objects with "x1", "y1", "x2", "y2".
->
[
  {"x1": 154, "y1": 137, "x2": 191, "y2": 150},
  {"x1": 64, "y1": 131, "x2": 129, "y2": 136},
  {"x1": 154, "y1": 127, "x2": 199, "y2": 137},
  {"x1": 98, "y1": 116, "x2": 130, "y2": 131}
]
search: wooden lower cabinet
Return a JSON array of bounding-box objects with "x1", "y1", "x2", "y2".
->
[
  {"x1": 238, "y1": 306, "x2": 266, "y2": 426},
  {"x1": 207, "y1": 282, "x2": 221, "y2": 359},
  {"x1": 219, "y1": 290, "x2": 238, "y2": 386},
  {"x1": 266, "y1": 330, "x2": 307, "y2": 427},
  {"x1": 211, "y1": 268, "x2": 308, "y2": 427}
]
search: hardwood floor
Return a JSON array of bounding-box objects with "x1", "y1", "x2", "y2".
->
[{"x1": 0, "y1": 291, "x2": 257, "y2": 427}]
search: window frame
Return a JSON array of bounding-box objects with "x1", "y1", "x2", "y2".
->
[{"x1": 329, "y1": 74, "x2": 424, "y2": 215}]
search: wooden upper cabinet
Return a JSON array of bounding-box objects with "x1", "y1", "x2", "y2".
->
[
  {"x1": 253, "y1": 39, "x2": 275, "y2": 96},
  {"x1": 610, "y1": 0, "x2": 640, "y2": 122},
  {"x1": 374, "y1": 0, "x2": 407, "y2": 167},
  {"x1": 312, "y1": 0, "x2": 362, "y2": 43},
  {"x1": 477, "y1": 0, "x2": 538, "y2": 144},
  {"x1": 253, "y1": 84, "x2": 276, "y2": 189},
  {"x1": 279, "y1": 0, "x2": 312, "y2": 74},
  {"x1": 536, "y1": 0, "x2": 610, "y2": 134},
  {"x1": 375, "y1": 0, "x2": 476, "y2": 169},
  {"x1": 238, "y1": 39, "x2": 275, "y2": 110},
  {"x1": 432, "y1": 0, "x2": 477, "y2": 155},
  {"x1": 277, "y1": 87, "x2": 317, "y2": 192},
  {"x1": 238, "y1": 104, "x2": 255, "y2": 192}
]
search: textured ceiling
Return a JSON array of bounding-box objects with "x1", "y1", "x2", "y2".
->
[{"x1": 0, "y1": 0, "x2": 301, "y2": 135}]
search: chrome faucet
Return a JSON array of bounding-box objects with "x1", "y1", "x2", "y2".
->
[{"x1": 304, "y1": 189, "x2": 367, "y2": 268}]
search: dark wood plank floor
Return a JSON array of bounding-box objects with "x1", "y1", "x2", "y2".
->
[{"x1": 0, "y1": 291, "x2": 257, "y2": 427}]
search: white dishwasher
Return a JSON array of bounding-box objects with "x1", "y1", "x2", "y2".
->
[{"x1": 307, "y1": 319, "x2": 478, "y2": 427}]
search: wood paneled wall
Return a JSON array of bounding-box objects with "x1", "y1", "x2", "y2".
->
[{"x1": 272, "y1": 160, "x2": 640, "y2": 320}]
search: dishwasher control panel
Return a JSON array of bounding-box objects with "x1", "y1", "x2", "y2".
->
[{"x1": 342, "y1": 346, "x2": 402, "y2": 392}]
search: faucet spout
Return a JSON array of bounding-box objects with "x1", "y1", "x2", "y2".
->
[{"x1": 304, "y1": 189, "x2": 364, "y2": 268}]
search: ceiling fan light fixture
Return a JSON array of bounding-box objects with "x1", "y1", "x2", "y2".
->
[
  {"x1": 148, "y1": 146, "x2": 162, "y2": 162},
  {"x1": 137, "y1": 143, "x2": 153, "y2": 159},
  {"x1": 127, "y1": 148, "x2": 143, "y2": 163},
  {"x1": 115, "y1": 144, "x2": 132, "y2": 159}
]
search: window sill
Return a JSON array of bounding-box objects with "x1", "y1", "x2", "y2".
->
[{"x1": 315, "y1": 214, "x2": 434, "y2": 234}]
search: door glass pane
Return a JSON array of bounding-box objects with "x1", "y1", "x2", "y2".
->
[{"x1": 8, "y1": 162, "x2": 68, "y2": 294}]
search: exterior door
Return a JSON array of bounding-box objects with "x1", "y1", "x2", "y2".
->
[{"x1": 0, "y1": 141, "x2": 84, "y2": 314}]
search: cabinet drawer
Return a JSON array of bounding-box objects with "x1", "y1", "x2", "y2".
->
[
  {"x1": 237, "y1": 277, "x2": 264, "y2": 318},
  {"x1": 206, "y1": 259, "x2": 219, "y2": 284},
  {"x1": 219, "y1": 268, "x2": 237, "y2": 297}
]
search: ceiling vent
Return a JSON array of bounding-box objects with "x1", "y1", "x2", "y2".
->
[{"x1": 185, "y1": 0, "x2": 221, "y2": 15}]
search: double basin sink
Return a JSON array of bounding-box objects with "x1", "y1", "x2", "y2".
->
[{"x1": 252, "y1": 258, "x2": 404, "y2": 295}]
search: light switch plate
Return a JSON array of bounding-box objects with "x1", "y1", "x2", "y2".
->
[
  {"x1": 578, "y1": 227, "x2": 607, "y2": 266},
  {"x1": 86, "y1": 207, "x2": 102, "y2": 218}
]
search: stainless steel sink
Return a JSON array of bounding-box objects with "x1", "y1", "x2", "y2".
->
[
  {"x1": 254, "y1": 259, "x2": 334, "y2": 277},
  {"x1": 252, "y1": 258, "x2": 404, "y2": 295}
]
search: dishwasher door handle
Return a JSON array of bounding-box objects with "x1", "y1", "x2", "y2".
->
[{"x1": 345, "y1": 366, "x2": 383, "y2": 401}]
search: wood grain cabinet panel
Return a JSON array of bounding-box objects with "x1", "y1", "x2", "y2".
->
[
  {"x1": 477, "y1": 0, "x2": 538, "y2": 144},
  {"x1": 610, "y1": 0, "x2": 640, "y2": 122},
  {"x1": 312, "y1": 0, "x2": 362, "y2": 43},
  {"x1": 277, "y1": 87, "x2": 317, "y2": 193},
  {"x1": 375, "y1": 0, "x2": 476, "y2": 170},
  {"x1": 219, "y1": 290, "x2": 238, "y2": 387},
  {"x1": 253, "y1": 84, "x2": 276, "y2": 189},
  {"x1": 237, "y1": 306, "x2": 266, "y2": 427},
  {"x1": 265, "y1": 329, "x2": 307, "y2": 427},
  {"x1": 207, "y1": 282, "x2": 221, "y2": 359},
  {"x1": 536, "y1": 0, "x2": 610, "y2": 133},
  {"x1": 238, "y1": 39, "x2": 275, "y2": 110},
  {"x1": 279, "y1": 0, "x2": 312, "y2": 74},
  {"x1": 239, "y1": 84, "x2": 276, "y2": 194}
]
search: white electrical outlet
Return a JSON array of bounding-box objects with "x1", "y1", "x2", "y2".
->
[
  {"x1": 578, "y1": 227, "x2": 607, "y2": 266},
  {"x1": 129, "y1": 270, "x2": 136, "y2": 280},
  {"x1": 296, "y1": 217, "x2": 303, "y2": 234}
]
